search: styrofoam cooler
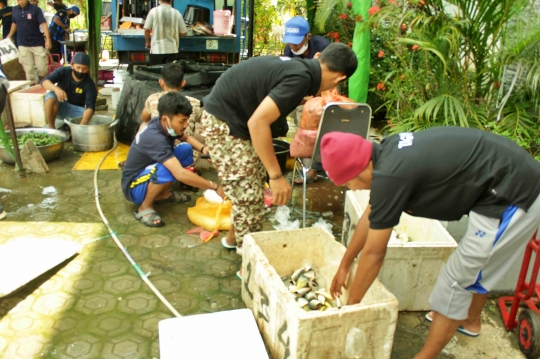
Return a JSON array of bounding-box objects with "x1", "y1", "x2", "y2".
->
[
  {"x1": 213, "y1": 10, "x2": 232, "y2": 35},
  {"x1": 342, "y1": 190, "x2": 458, "y2": 311},
  {"x1": 243, "y1": 228, "x2": 398, "y2": 359},
  {"x1": 10, "y1": 85, "x2": 47, "y2": 127}
]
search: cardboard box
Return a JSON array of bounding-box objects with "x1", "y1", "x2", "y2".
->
[
  {"x1": 243, "y1": 227, "x2": 398, "y2": 359},
  {"x1": 342, "y1": 190, "x2": 458, "y2": 311}
]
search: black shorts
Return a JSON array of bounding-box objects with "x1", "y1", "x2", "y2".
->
[{"x1": 149, "y1": 53, "x2": 180, "y2": 65}]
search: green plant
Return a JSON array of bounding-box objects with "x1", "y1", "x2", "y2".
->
[
  {"x1": 366, "y1": 0, "x2": 540, "y2": 146},
  {"x1": 252, "y1": 0, "x2": 281, "y2": 56}
]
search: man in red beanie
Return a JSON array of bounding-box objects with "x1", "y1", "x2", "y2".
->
[{"x1": 321, "y1": 128, "x2": 540, "y2": 359}]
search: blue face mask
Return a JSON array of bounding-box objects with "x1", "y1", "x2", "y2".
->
[{"x1": 165, "y1": 117, "x2": 177, "y2": 136}]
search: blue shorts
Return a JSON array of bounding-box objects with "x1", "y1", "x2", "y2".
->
[
  {"x1": 130, "y1": 143, "x2": 194, "y2": 205},
  {"x1": 45, "y1": 91, "x2": 86, "y2": 120}
]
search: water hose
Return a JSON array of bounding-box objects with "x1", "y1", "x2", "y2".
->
[{"x1": 93, "y1": 134, "x2": 182, "y2": 318}]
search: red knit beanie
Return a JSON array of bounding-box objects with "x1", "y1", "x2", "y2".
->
[{"x1": 321, "y1": 132, "x2": 373, "y2": 186}]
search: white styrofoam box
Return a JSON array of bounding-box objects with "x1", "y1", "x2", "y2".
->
[
  {"x1": 342, "y1": 190, "x2": 458, "y2": 311},
  {"x1": 10, "y1": 85, "x2": 47, "y2": 127},
  {"x1": 243, "y1": 227, "x2": 398, "y2": 359},
  {"x1": 159, "y1": 309, "x2": 269, "y2": 359}
]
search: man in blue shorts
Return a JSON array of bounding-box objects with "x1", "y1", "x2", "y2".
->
[
  {"x1": 121, "y1": 91, "x2": 225, "y2": 227},
  {"x1": 41, "y1": 52, "x2": 97, "y2": 128},
  {"x1": 322, "y1": 128, "x2": 540, "y2": 359}
]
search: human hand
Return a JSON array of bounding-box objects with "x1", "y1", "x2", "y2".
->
[
  {"x1": 54, "y1": 88, "x2": 68, "y2": 102},
  {"x1": 216, "y1": 184, "x2": 225, "y2": 199},
  {"x1": 64, "y1": 27, "x2": 70, "y2": 33},
  {"x1": 269, "y1": 176, "x2": 291, "y2": 206},
  {"x1": 202, "y1": 146, "x2": 210, "y2": 156},
  {"x1": 145, "y1": 41, "x2": 150, "y2": 49},
  {"x1": 330, "y1": 265, "x2": 349, "y2": 300},
  {"x1": 45, "y1": 39, "x2": 52, "y2": 50},
  {"x1": 79, "y1": 119, "x2": 89, "y2": 125}
]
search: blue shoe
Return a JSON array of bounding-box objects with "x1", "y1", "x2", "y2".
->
[{"x1": 425, "y1": 312, "x2": 480, "y2": 337}]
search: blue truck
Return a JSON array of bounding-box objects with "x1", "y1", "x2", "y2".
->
[{"x1": 109, "y1": 0, "x2": 249, "y2": 72}]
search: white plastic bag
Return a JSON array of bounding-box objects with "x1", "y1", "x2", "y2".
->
[
  {"x1": 312, "y1": 217, "x2": 333, "y2": 234},
  {"x1": 203, "y1": 189, "x2": 224, "y2": 204}
]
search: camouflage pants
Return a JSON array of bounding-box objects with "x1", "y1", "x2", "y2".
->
[{"x1": 201, "y1": 111, "x2": 266, "y2": 242}]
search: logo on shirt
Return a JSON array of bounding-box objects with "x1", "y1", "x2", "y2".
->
[
  {"x1": 398, "y1": 132, "x2": 414, "y2": 149},
  {"x1": 26, "y1": 14, "x2": 32, "y2": 20},
  {"x1": 279, "y1": 57, "x2": 292, "y2": 61},
  {"x1": 75, "y1": 87, "x2": 83, "y2": 94},
  {"x1": 475, "y1": 230, "x2": 486, "y2": 238}
]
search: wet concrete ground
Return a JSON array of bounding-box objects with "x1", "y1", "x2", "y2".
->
[{"x1": 0, "y1": 105, "x2": 528, "y2": 358}]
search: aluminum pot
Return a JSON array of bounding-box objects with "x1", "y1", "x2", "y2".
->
[
  {"x1": 0, "y1": 128, "x2": 68, "y2": 164},
  {"x1": 65, "y1": 115, "x2": 119, "y2": 152}
]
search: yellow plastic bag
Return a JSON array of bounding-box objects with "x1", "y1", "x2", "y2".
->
[{"x1": 187, "y1": 197, "x2": 232, "y2": 231}]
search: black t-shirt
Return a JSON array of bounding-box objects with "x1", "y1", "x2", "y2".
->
[
  {"x1": 42, "y1": 66, "x2": 97, "y2": 110},
  {"x1": 283, "y1": 36, "x2": 330, "y2": 59},
  {"x1": 121, "y1": 117, "x2": 175, "y2": 202},
  {"x1": 368, "y1": 127, "x2": 540, "y2": 229},
  {"x1": 12, "y1": 3, "x2": 46, "y2": 47},
  {"x1": 202, "y1": 56, "x2": 322, "y2": 140},
  {"x1": 0, "y1": 6, "x2": 13, "y2": 39}
]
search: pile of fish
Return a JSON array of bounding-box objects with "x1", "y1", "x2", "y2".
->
[{"x1": 282, "y1": 265, "x2": 342, "y2": 311}]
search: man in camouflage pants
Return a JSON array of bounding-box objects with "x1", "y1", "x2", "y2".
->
[{"x1": 201, "y1": 43, "x2": 358, "y2": 254}]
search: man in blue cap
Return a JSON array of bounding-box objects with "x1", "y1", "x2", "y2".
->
[
  {"x1": 49, "y1": 5, "x2": 80, "y2": 61},
  {"x1": 282, "y1": 16, "x2": 330, "y2": 59},
  {"x1": 41, "y1": 52, "x2": 97, "y2": 128}
]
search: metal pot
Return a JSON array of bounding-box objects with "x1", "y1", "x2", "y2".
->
[
  {"x1": 65, "y1": 115, "x2": 119, "y2": 152},
  {"x1": 0, "y1": 128, "x2": 68, "y2": 164}
]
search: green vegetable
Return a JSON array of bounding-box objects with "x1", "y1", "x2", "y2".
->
[{"x1": 1, "y1": 132, "x2": 61, "y2": 148}]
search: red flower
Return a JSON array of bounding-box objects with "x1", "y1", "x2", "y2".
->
[
  {"x1": 369, "y1": 6, "x2": 380, "y2": 15},
  {"x1": 347, "y1": 2, "x2": 352, "y2": 8},
  {"x1": 494, "y1": 81, "x2": 501, "y2": 89},
  {"x1": 348, "y1": 42, "x2": 353, "y2": 48},
  {"x1": 411, "y1": 44, "x2": 420, "y2": 51},
  {"x1": 332, "y1": 32, "x2": 340, "y2": 39},
  {"x1": 339, "y1": 14, "x2": 347, "y2": 20},
  {"x1": 378, "y1": 50, "x2": 385, "y2": 58},
  {"x1": 420, "y1": 0, "x2": 426, "y2": 4},
  {"x1": 376, "y1": 82, "x2": 386, "y2": 91},
  {"x1": 356, "y1": 15, "x2": 363, "y2": 22},
  {"x1": 389, "y1": 0, "x2": 395, "y2": 4},
  {"x1": 401, "y1": 23, "x2": 407, "y2": 30}
]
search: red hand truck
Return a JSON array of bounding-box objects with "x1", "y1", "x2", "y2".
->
[{"x1": 499, "y1": 231, "x2": 540, "y2": 358}]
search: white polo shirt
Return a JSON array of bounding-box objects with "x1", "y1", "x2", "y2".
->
[{"x1": 143, "y1": 4, "x2": 187, "y2": 54}]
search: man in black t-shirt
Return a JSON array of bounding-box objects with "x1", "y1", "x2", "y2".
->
[
  {"x1": 121, "y1": 92, "x2": 225, "y2": 228},
  {"x1": 0, "y1": 0, "x2": 15, "y2": 44},
  {"x1": 41, "y1": 52, "x2": 97, "y2": 128},
  {"x1": 321, "y1": 127, "x2": 540, "y2": 359},
  {"x1": 201, "y1": 42, "x2": 358, "y2": 252}
]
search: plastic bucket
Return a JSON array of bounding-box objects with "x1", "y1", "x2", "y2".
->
[{"x1": 65, "y1": 115, "x2": 119, "y2": 152}]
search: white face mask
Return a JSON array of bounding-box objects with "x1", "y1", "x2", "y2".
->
[
  {"x1": 165, "y1": 117, "x2": 177, "y2": 136},
  {"x1": 291, "y1": 41, "x2": 309, "y2": 55}
]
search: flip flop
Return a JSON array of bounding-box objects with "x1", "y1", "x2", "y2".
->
[
  {"x1": 221, "y1": 237, "x2": 237, "y2": 249},
  {"x1": 235, "y1": 270, "x2": 242, "y2": 281},
  {"x1": 134, "y1": 209, "x2": 165, "y2": 227},
  {"x1": 424, "y1": 313, "x2": 480, "y2": 337},
  {"x1": 294, "y1": 174, "x2": 318, "y2": 185},
  {"x1": 154, "y1": 191, "x2": 191, "y2": 205}
]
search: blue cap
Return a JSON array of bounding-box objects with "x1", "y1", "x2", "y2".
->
[
  {"x1": 283, "y1": 16, "x2": 309, "y2": 45},
  {"x1": 69, "y1": 6, "x2": 80, "y2": 14}
]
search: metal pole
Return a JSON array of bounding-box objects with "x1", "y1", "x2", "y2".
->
[
  {"x1": 247, "y1": 0, "x2": 254, "y2": 57},
  {"x1": 86, "y1": 0, "x2": 102, "y2": 83},
  {"x1": 3, "y1": 92, "x2": 26, "y2": 177}
]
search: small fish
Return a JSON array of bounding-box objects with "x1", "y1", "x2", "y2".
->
[
  {"x1": 308, "y1": 299, "x2": 321, "y2": 310},
  {"x1": 305, "y1": 292, "x2": 316, "y2": 301},
  {"x1": 303, "y1": 270, "x2": 315, "y2": 280},
  {"x1": 295, "y1": 287, "x2": 311, "y2": 298},
  {"x1": 297, "y1": 297, "x2": 309, "y2": 307},
  {"x1": 318, "y1": 295, "x2": 326, "y2": 305},
  {"x1": 296, "y1": 275, "x2": 309, "y2": 290},
  {"x1": 291, "y1": 265, "x2": 311, "y2": 282}
]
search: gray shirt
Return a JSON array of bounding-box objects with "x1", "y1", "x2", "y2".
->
[{"x1": 143, "y1": 4, "x2": 187, "y2": 54}]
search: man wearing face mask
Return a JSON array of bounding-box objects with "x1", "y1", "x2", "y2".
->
[
  {"x1": 41, "y1": 52, "x2": 97, "y2": 128},
  {"x1": 49, "y1": 6, "x2": 79, "y2": 61},
  {"x1": 283, "y1": 16, "x2": 329, "y2": 60},
  {"x1": 121, "y1": 92, "x2": 225, "y2": 227}
]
